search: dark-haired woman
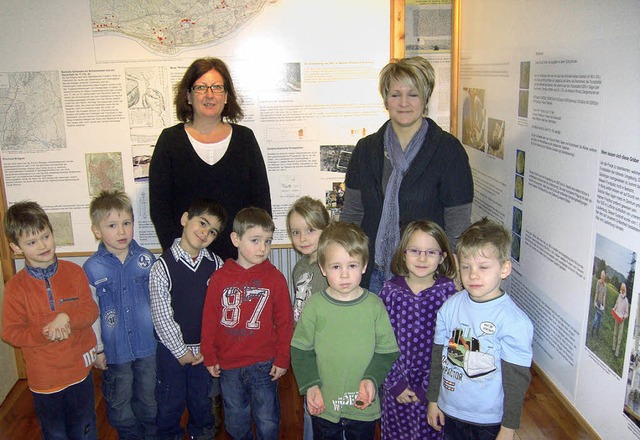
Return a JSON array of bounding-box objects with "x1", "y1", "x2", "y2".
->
[{"x1": 149, "y1": 57, "x2": 271, "y2": 260}]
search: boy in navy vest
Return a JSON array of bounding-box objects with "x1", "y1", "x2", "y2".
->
[{"x1": 149, "y1": 198, "x2": 227, "y2": 440}]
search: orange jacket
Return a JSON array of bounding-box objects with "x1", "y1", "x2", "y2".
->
[{"x1": 1, "y1": 260, "x2": 98, "y2": 392}]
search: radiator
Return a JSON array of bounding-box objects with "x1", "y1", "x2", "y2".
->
[{"x1": 270, "y1": 247, "x2": 300, "y2": 301}]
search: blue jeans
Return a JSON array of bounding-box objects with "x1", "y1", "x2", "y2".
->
[
  {"x1": 32, "y1": 372, "x2": 98, "y2": 440},
  {"x1": 219, "y1": 359, "x2": 280, "y2": 440},
  {"x1": 368, "y1": 268, "x2": 385, "y2": 295},
  {"x1": 303, "y1": 401, "x2": 314, "y2": 440},
  {"x1": 591, "y1": 308, "x2": 603, "y2": 334},
  {"x1": 311, "y1": 416, "x2": 376, "y2": 440},
  {"x1": 102, "y1": 355, "x2": 157, "y2": 439},
  {"x1": 443, "y1": 415, "x2": 501, "y2": 440},
  {"x1": 155, "y1": 344, "x2": 216, "y2": 440}
]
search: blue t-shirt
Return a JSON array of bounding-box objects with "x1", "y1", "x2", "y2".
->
[{"x1": 433, "y1": 290, "x2": 533, "y2": 425}]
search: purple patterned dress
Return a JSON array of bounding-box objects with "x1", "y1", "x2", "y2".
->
[{"x1": 379, "y1": 275, "x2": 457, "y2": 440}]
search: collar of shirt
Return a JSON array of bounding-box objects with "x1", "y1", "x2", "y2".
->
[{"x1": 169, "y1": 237, "x2": 215, "y2": 268}]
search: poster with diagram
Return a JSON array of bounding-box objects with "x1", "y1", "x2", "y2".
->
[
  {"x1": 457, "y1": 1, "x2": 639, "y2": 437},
  {"x1": 0, "y1": 0, "x2": 391, "y2": 252}
]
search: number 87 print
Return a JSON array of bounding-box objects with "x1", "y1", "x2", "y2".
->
[{"x1": 221, "y1": 286, "x2": 270, "y2": 330}]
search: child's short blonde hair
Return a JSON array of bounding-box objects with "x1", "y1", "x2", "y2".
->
[
  {"x1": 457, "y1": 218, "x2": 511, "y2": 264},
  {"x1": 233, "y1": 207, "x2": 274, "y2": 237},
  {"x1": 286, "y1": 196, "x2": 331, "y2": 236},
  {"x1": 317, "y1": 222, "x2": 368, "y2": 267},
  {"x1": 3, "y1": 201, "x2": 52, "y2": 245},
  {"x1": 390, "y1": 220, "x2": 456, "y2": 279},
  {"x1": 89, "y1": 190, "x2": 133, "y2": 226}
]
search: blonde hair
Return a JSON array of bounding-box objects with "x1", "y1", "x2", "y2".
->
[
  {"x1": 379, "y1": 56, "x2": 436, "y2": 115},
  {"x1": 286, "y1": 196, "x2": 331, "y2": 236},
  {"x1": 457, "y1": 218, "x2": 511, "y2": 264},
  {"x1": 317, "y1": 222, "x2": 368, "y2": 267},
  {"x1": 89, "y1": 190, "x2": 133, "y2": 226}
]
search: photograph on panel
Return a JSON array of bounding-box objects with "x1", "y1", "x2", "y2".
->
[{"x1": 585, "y1": 233, "x2": 636, "y2": 378}]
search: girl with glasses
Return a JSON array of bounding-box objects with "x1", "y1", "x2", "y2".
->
[{"x1": 378, "y1": 220, "x2": 458, "y2": 440}]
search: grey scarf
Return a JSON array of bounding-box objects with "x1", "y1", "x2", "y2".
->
[{"x1": 375, "y1": 119, "x2": 429, "y2": 281}]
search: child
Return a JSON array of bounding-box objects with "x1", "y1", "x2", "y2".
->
[
  {"x1": 427, "y1": 218, "x2": 534, "y2": 440},
  {"x1": 291, "y1": 222, "x2": 399, "y2": 439},
  {"x1": 287, "y1": 196, "x2": 331, "y2": 440},
  {"x1": 150, "y1": 198, "x2": 227, "y2": 440},
  {"x1": 201, "y1": 207, "x2": 294, "y2": 440},
  {"x1": 287, "y1": 196, "x2": 331, "y2": 324},
  {"x1": 612, "y1": 283, "x2": 629, "y2": 357},
  {"x1": 83, "y1": 190, "x2": 157, "y2": 438},
  {"x1": 379, "y1": 220, "x2": 458, "y2": 440},
  {"x1": 591, "y1": 270, "x2": 607, "y2": 336},
  {"x1": 1, "y1": 201, "x2": 99, "y2": 439}
]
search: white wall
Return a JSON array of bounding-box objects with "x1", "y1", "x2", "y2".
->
[{"x1": 0, "y1": 268, "x2": 18, "y2": 404}]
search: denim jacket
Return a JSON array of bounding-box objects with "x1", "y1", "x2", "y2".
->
[{"x1": 83, "y1": 239, "x2": 157, "y2": 364}]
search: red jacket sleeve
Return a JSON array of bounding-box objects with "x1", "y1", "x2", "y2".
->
[
  {"x1": 201, "y1": 273, "x2": 221, "y2": 366},
  {"x1": 272, "y1": 273, "x2": 294, "y2": 369}
]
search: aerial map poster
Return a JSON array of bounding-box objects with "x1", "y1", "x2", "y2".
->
[{"x1": 0, "y1": 0, "x2": 391, "y2": 253}]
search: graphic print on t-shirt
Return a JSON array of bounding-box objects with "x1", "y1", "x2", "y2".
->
[
  {"x1": 293, "y1": 270, "x2": 314, "y2": 322},
  {"x1": 447, "y1": 326, "x2": 497, "y2": 378},
  {"x1": 220, "y1": 285, "x2": 270, "y2": 331}
]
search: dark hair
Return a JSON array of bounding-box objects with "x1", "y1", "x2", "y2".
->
[
  {"x1": 3, "y1": 201, "x2": 53, "y2": 245},
  {"x1": 186, "y1": 198, "x2": 228, "y2": 230},
  {"x1": 175, "y1": 57, "x2": 243, "y2": 123},
  {"x1": 390, "y1": 220, "x2": 456, "y2": 279},
  {"x1": 89, "y1": 190, "x2": 133, "y2": 226},
  {"x1": 233, "y1": 207, "x2": 275, "y2": 236},
  {"x1": 457, "y1": 217, "x2": 511, "y2": 264},
  {"x1": 317, "y1": 222, "x2": 369, "y2": 267}
]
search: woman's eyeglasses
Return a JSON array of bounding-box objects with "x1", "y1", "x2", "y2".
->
[{"x1": 191, "y1": 84, "x2": 226, "y2": 95}]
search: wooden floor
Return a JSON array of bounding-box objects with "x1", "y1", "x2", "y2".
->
[{"x1": 0, "y1": 367, "x2": 598, "y2": 439}]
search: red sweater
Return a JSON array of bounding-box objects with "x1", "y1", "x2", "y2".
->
[
  {"x1": 201, "y1": 259, "x2": 293, "y2": 370},
  {"x1": 1, "y1": 260, "x2": 98, "y2": 392}
]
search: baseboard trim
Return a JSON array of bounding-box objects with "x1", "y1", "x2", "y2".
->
[{"x1": 532, "y1": 362, "x2": 601, "y2": 440}]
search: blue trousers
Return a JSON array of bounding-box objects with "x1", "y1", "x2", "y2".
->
[
  {"x1": 368, "y1": 268, "x2": 385, "y2": 295},
  {"x1": 102, "y1": 355, "x2": 157, "y2": 439},
  {"x1": 218, "y1": 359, "x2": 280, "y2": 440},
  {"x1": 443, "y1": 415, "x2": 501, "y2": 440},
  {"x1": 591, "y1": 308, "x2": 604, "y2": 335},
  {"x1": 32, "y1": 372, "x2": 98, "y2": 440},
  {"x1": 311, "y1": 416, "x2": 376, "y2": 440},
  {"x1": 155, "y1": 344, "x2": 216, "y2": 440},
  {"x1": 303, "y1": 400, "x2": 314, "y2": 440}
]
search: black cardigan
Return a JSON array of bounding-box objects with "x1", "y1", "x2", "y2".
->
[
  {"x1": 149, "y1": 123, "x2": 271, "y2": 260},
  {"x1": 344, "y1": 119, "x2": 474, "y2": 287}
]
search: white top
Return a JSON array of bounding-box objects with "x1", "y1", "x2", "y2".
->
[{"x1": 187, "y1": 128, "x2": 232, "y2": 165}]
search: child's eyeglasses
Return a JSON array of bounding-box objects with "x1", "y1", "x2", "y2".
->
[{"x1": 404, "y1": 249, "x2": 442, "y2": 258}]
